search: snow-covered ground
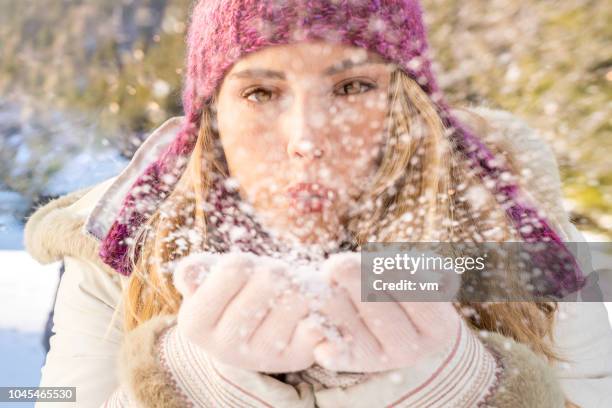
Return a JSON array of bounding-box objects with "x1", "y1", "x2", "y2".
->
[
  {"x1": 0, "y1": 252, "x2": 60, "y2": 408},
  {"x1": 0, "y1": 252, "x2": 60, "y2": 332},
  {"x1": 0, "y1": 254, "x2": 59, "y2": 379},
  {"x1": 0, "y1": 331, "x2": 48, "y2": 408}
]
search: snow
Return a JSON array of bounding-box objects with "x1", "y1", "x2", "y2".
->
[
  {"x1": 0, "y1": 234, "x2": 610, "y2": 393},
  {"x1": 0, "y1": 330, "x2": 47, "y2": 387},
  {"x1": 0, "y1": 251, "x2": 60, "y2": 400},
  {"x1": 0, "y1": 251, "x2": 61, "y2": 332}
]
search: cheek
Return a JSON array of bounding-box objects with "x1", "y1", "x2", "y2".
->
[
  {"x1": 331, "y1": 100, "x2": 387, "y2": 176},
  {"x1": 333, "y1": 137, "x2": 382, "y2": 199},
  {"x1": 220, "y1": 127, "x2": 289, "y2": 206}
]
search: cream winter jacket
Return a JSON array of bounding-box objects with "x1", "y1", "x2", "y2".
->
[{"x1": 24, "y1": 107, "x2": 612, "y2": 408}]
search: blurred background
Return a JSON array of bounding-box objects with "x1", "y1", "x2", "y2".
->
[{"x1": 0, "y1": 0, "x2": 610, "y2": 403}]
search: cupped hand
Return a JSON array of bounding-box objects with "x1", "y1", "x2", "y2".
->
[
  {"x1": 313, "y1": 252, "x2": 462, "y2": 372},
  {"x1": 173, "y1": 252, "x2": 325, "y2": 373},
  {"x1": 173, "y1": 251, "x2": 463, "y2": 374}
]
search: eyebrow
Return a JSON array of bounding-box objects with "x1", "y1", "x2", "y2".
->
[{"x1": 229, "y1": 57, "x2": 384, "y2": 80}]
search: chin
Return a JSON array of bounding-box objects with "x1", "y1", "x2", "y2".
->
[{"x1": 289, "y1": 218, "x2": 346, "y2": 246}]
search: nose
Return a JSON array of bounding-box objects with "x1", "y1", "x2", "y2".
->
[
  {"x1": 290, "y1": 139, "x2": 325, "y2": 160},
  {"x1": 285, "y1": 92, "x2": 330, "y2": 162}
]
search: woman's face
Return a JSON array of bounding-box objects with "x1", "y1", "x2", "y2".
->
[{"x1": 215, "y1": 42, "x2": 393, "y2": 246}]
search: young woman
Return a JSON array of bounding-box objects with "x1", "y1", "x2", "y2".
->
[{"x1": 25, "y1": 0, "x2": 612, "y2": 407}]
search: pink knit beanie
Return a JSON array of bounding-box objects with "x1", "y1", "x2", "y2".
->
[{"x1": 98, "y1": 0, "x2": 585, "y2": 297}]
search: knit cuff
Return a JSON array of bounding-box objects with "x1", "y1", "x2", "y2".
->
[
  {"x1": 313, "y1": 319, "x2": 501, "y2": 407},
  {"x1": 159, "y1": 324, "x2": 315, "y2": 408}
]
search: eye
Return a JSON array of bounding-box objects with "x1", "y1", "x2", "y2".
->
[
  {"x1": 242, "y1": 87, "x2": 275, "y2": 103},
  {"x1": 335, "y1": 79, "x2": 377, "y2": 96}
]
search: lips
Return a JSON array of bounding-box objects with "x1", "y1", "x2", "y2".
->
[{"x1": 286, "y1": 182, "x2": 335, "y2": 214}]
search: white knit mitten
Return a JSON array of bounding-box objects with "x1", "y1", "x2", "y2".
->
[
  {"x1": 173, "y1": 251, "x2": 327, "y2": 373},
  {"x1": 307, "y1": 252, "x2": 503, "y2": 407}
]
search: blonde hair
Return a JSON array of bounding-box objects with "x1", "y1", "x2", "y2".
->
[{"x1": 124, "y1": 69, "x2": 561, "y2": 364}]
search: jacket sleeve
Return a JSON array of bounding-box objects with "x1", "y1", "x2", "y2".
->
[
  {"x1": 553, "y1": 301, "x2": 612, "y2": 408},
  {"x1": 547, "y1": 219, "x2": 612, "y2": 408},
  {"x1": 36, "y1": 256, "x2": 125, "y2": 408}
]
